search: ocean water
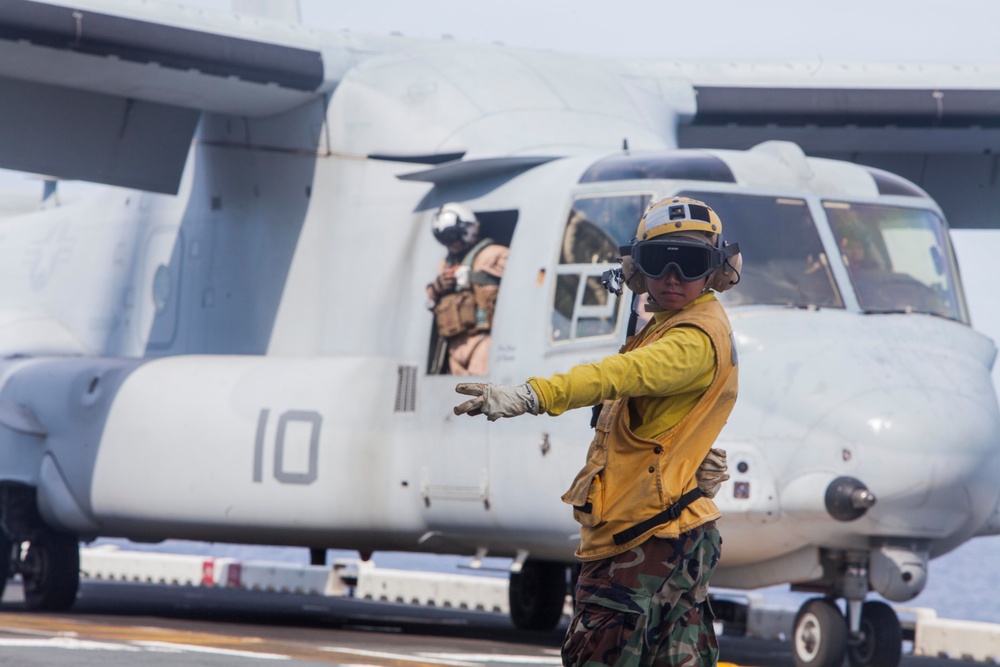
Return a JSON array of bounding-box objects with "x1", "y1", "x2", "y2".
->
[{"x1": 92, "y1": 531, "x2": 1000, "y2": 625}]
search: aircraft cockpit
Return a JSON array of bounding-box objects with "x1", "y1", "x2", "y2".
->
[
  {"x1": 552, "y1": 150, "x2": 970, "y2": 348},
  {"x1": 681, "y1": 191, "x2": 843, "y2": 311},
  {"x1": 823, "y1": 201, "x2": 967, "y2": 321},
  {"x1": 697, "y1": 192, "x2": 968, "y2": 323}
]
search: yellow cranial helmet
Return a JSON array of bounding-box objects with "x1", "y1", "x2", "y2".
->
[
  {"x1": 635, "y1": 197, "x2": 723, "y2": 242},
  {"x1": 621, "y1": 196, "x2": 741, "y2": 294}
]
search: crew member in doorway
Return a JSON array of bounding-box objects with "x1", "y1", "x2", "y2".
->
[
  {"x1": 453, "y1": 197, "x2": 741, "y2": 666},
  {"x1": 427, "y1": 203, "x2": 508, "y2": 376}
]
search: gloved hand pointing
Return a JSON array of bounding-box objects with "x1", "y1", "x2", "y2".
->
[
  {"x1": 696, "y1": 448, "x2": 730, "y2": 499},
  {"x1": 454, "y1": 383, "x2": 540, "y2": 421}
]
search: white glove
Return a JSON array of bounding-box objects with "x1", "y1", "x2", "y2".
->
[
  {"x1": 454, "y1": 383, "x2": 540, "y2": 421},
  {"x1": 696, "y1": 448, "x2": 730, "y2": 499}
]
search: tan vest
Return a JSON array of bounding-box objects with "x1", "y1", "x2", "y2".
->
[
  {"x1": 432, "y1": 239, "x2": 501, "y2": 339},
  {"x1": 561, "y1": 298, "x2": 739, "y2": 561}
]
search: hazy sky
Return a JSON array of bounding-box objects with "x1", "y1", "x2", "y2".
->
[{"x1": 181, "y1": 0, "x2": 1000, "y2": 63}]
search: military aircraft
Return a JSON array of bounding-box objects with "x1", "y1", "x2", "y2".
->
[{"x1": 1, "y1": 2, "x2": 999, "y2": 666}]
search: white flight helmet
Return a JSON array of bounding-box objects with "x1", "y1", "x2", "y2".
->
[{"x1": 432, "y1": 203, "x2": 480, "y2": 248}]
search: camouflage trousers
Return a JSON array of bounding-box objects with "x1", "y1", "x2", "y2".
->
[{"x1": 561, "y1": 523, "x2": 722, "y2": 667}]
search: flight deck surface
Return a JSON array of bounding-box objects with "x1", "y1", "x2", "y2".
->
[{"x1": 0, "y1": 581, "x2": 967, "y2": 667}]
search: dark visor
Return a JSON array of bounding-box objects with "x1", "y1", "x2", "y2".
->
[
  {"x1": 433, "y1": 225, "x2": 466, "y2": 245},
  {"x1": 632, "y1": 239, "x2": 724, "y2": 281}
]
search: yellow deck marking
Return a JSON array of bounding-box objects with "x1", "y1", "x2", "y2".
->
[{"x1": 0, "y1": 613, "x2": 269, "y2": 650}]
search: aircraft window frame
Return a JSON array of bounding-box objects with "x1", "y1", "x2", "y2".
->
[
  {"x1": 823, "y1": 200, "x2": 969, "y2": 323},
  {"x1": 676, "y1": 190, "x2": 845, "y2": 311},
  {"x1": 549, "y1": 192, "x2": 653, "y2": 345}
]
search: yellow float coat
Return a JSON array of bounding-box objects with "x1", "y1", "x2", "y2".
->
[{"x1": 529, "y1": 294, "x2": 738, "y2": 561}]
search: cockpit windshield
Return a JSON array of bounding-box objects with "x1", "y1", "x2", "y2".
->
[
  {"x1": 824, "y1": 202, "x2": 967, "y2": 322},
  {"x1": 679, "y1": 191, "x2": 843, "y2": 309}
]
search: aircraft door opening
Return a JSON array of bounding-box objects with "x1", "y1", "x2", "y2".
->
[
  {"x1": 419, "y1": 208, "x2": 518, "y2": 524},
  {"x1": 426, "y1": 209, "x2": 518, "y2": 376}
]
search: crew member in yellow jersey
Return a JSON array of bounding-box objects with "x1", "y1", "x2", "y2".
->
[{"x1": 454, "y1": 197, "x2": 742, "y2": 666}]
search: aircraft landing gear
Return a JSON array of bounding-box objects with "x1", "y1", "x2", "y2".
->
[
  {"x1": 13, "y1": 529, "x2": 80, "y2": 611},
  {"x1": 792, "y1": 598, "x2": 846, "y2": 667},
  {"x1": 791, "y1": 597, "x2": 901, "y2": 667},
  {"x1": 848, "y1": 600, "x2": 901, "y2": 667},
  {"x1": 508, "y1": 559, "x2": 567, "y2": 630},
  {"x1": 792, "y1": 549, "x2": 902, "y2": 667},
  {"x1": 1, "y1": 486, "x2": 80, "y2": 611},
  {"x1": 0, "y1": 530, "x2": 10, "y2": 601}
]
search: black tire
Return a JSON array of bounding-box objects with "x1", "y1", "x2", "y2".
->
[
  {"x1": 848, "y1": 600, "x2": 902, "y2": 667},
  {"x1": 793, "y1": 597, "x2": 847, "y2": 667},
  {"x1": 22, "y1": 531, "x2": 79, "y2": 611},
  {"x1": 508, "y1": 560, "x2": 567, "y2": 630}
]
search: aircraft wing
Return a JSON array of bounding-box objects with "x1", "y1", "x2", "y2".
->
[
  {"x1": 634, "y1": 61, "x2": 1000, "y2": 229},
  {"x1": 680, "y1": 65, "x2": 1000, "y2": 152},
  {"x1": 0, "y1": 0, "x2": 337, "y2": 192}
]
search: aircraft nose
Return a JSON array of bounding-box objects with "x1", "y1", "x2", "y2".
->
[{"x1": 794, "y1": 385, "x2": 1000, "y2": 536}]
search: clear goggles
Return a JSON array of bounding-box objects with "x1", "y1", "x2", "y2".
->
[{"x1": 625, "y1": 238, "x2": 735, "y2": 281}]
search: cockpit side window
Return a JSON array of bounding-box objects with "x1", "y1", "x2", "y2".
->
[
  {"x1": 824, "y1": 202, "x2": 968, "y2": 322},
  {"x1": 551, "y1": 194, "x2": 651, "y2": 342},
  {"x1": 679, "y1": 191, "x2": 843, "y2": 309}
]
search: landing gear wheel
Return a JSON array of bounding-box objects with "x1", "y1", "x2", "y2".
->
[
  {"x1": 21, "y1": 531, "x2": 79, "y2": 611},
  {"x1": 508, "y1": 560, "x2": 566, "y2": 630},
  {"x1": 0, "y1": 531, "x2": 10, "y2": 602},
  {"x1": 848, "y1": 600, "x2": 902, "y2": 667},
  {"x1": 793, "y1": 597, "x2": 847, "y2": 667}
]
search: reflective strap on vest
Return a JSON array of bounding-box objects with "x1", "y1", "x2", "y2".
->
[{"x1": 611, "y1": 488, "x2": 706, "y2": 546}]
